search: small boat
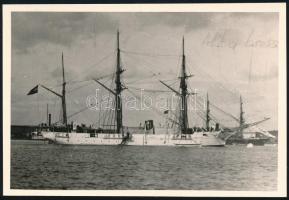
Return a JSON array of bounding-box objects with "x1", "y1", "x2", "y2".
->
[{"x1": 31, "y1": 131, "x2": 44, "y2": 140}]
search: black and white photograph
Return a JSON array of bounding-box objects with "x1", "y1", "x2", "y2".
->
[{"x1": 2, "y1": 3, "x2": 286, "y2": 197}]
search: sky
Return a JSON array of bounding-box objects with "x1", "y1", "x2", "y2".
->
[{"x1": 11, "y1": 12, "x2": 279, "y2": 130}]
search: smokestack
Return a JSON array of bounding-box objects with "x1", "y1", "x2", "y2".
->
[
  {"x1": 48, "y1": 114, "x2": 51, "y2": 127},
  {"x1": 215, "y1": 123, "x2": 220, "y2": 131}
]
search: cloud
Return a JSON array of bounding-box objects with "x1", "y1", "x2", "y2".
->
[
  {"x1": 11, "y1": 12, "x2": 220, "y2": 54},
  {"x1": 131, "y1": 12, "x2": 212, "y2": 31},
  {"x1": 229, "y1": 12, "x2": 278, "y2": 21},
  {"x1": 250, "y1": 64, "x2": 279, "y2": 81},
  {"x1": 12, "y1": 12, "x2": 278, "y2": 54},
  {"x1": 12, "y1": 12, "x2": 118, "y2": 53}
]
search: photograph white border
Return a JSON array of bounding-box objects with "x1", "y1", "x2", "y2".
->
[{"x1": 2, "y1": 3, "x2": 287, "y2": 197}]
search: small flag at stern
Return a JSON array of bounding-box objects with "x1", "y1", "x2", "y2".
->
[{"x1": 27, "y1": 85, "x2": 38, "y2": 95}]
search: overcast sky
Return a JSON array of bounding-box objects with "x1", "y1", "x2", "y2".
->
[{"x1": 11, "y1": 12, "x2": 279, "y2": 130}]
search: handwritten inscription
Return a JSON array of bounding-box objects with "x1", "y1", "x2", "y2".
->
[
  {"x1": 244, "y1": 30, "x2": 278, "y2": 48},
  {"x1": 203, "y1": 29, "x2": 278, "y2": 49},
  {"x1": 202, "y1": 30, "x2": 238, "y2": 50}
]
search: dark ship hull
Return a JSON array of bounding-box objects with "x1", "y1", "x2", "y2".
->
[{"x1": 226, "y1": 137, "x2": 270, "y2": 146}]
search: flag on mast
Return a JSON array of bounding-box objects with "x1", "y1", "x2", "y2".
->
[{"x1": 27, "y1": 85, "x2": 38, "y2": 95}]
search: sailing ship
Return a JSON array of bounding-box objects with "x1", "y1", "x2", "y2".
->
[
  {"x1": 224, "y1": 96, "x2": 275, "y2": 145},
  {"x1": 27, "y1": 31, "x2": 248, "y2": 147}
]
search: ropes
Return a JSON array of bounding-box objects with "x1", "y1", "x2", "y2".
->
[
  {"x1": 67, "y1": 81, "x2": 93, "y2": 94},
  {"x1": 66, "y1": 72, "x2": 116, "y2": 94},
  {"x1": 120, "y1": 49, "x2": 180, "y2": 58},
  {"x1": 209, "y1": 102, "x2": 239, "y2": 122},
  {"x1": 67, "y1": 51, "x2": 116, "y2": 83},
  {"x1": 123, "y1": 51, "x2": 177, "y2": 80},
  {"x1": 193, "y1": 95, "x2": 229, "y2": 128},
  {"x1": 124, "y1": 77, "x2": 159, "y2": 85},
  {"x1": 126, "y1": 88, "x2": 180, "y2": 126},
  {"x1": 67, "y1": 106, "x2": 91, "y2": 120},
  {"x1": 52, "y1": 106, "x2": 90, "y2": 125},
  {"x1": 186, "y1": 57, "x2": 240, "y2": 99},
  {"x1": 127, "y1": 86, "x2": 171, "y2": 93},
  {"x1": 124, "y1": 76, "x2": 177, "y2": 85},
  {"x1": 91, "y1": 72, "x2": 115, "y2": 81},
  {"x1": 98, "y1": 72, "x2": 116, "y2": 131},
  {"x1": 37, "y1": 79, "x2": 91, "y2": 95},
  {"x1": 66, "y1": 79, "x2": 91, "y2": 85},
  {"x1": 192, "y1": 90, "x2": 239, "y2": 123}
]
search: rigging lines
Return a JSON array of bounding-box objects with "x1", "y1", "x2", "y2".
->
[
  {"x1": 209, "y1": 102, "x2": 239, "y2": 122},
  {"x1": 126, "y1": 88, "x2": 180, "y2": 126},
  {"x1": 120, "y1": 49, "x2": 181, "y2": 58},
  {"x1": 186, "y1": 57, "x2": 240, "y2": 99}
]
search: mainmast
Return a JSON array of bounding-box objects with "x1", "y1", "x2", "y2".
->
[
  {"x1": 93, "y1": 31, "x2": 125, "y2": 134},
  {"x1": 61, "y1": 52, "x2": 68, "y2": 127},
  {"x1": 115, "y1": 30, "x2": 124, "y2": 134},
  {"x1": 206, "y1": 93, "x2": 210, "y2": 130},
  {"x1": 159, "y1": 37, "x2": 192, "y2": 134},
  {"x1": 180, "y1": 37, "x2": 189, "y2": 134}
]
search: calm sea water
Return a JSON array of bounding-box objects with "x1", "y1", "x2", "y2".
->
[{"x1": 11, "y1": 140, "x2": 277, "y2": 190}]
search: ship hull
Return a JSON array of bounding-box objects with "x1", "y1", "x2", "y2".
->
[
  {"x1": 226, "y1": 138, "x2": 269, "y2": 146},
  {"x1": 42, "y1": 131, "x2": 226, "y2": 147},
  {"x1": 42, "y1": 131, "x2": 57, "y2": 142}
]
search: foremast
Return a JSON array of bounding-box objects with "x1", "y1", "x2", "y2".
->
[{"x1": 37, "y1": 53, "x2": 68, "y2": 128}]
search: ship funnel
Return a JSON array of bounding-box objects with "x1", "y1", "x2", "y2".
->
[
  {"x1": 48, "y1": 114, "x2": 51, "y2": 127},
  {"x1": 145, "y1": 120, "x2": 155, "y2": 134}
]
